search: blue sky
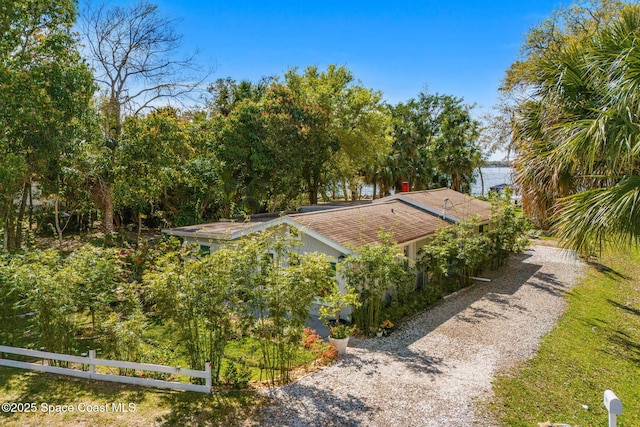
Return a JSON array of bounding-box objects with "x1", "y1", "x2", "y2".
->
[
  {"x1": 143, "y1": 0, "x2": 568, "y2": 107},
  {"x1": 79, "y1": 0, "x2": 570, "y2": 157}
]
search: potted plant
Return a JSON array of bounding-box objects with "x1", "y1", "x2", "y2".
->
[
  {"x1": 381, "y1": 319, "x2": 394, "y2": 335},
  {"x1": 319, "y1": 283, "x2": 360, "y2": 356},
  {"x1": 375, "y1": 326, "x2": 384, "y2": 338},
  {"x1": 328, "y1": 324, "x2": 355, "y2": 355}
]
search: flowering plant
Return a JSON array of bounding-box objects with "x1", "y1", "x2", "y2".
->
[
  {"x1": 381, "y1": 319, "x2": 394, "y2": 330},
  {"x1": 329, "y1": 324, "x2": 355, "y2": 339}
]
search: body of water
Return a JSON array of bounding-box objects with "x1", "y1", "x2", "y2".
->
[
  {"x1": 340, "y1": 167, "x2": 513, "y2": 199},
  {"x1": 471, "y1": 167, "x2": 513, "y2": 196}
]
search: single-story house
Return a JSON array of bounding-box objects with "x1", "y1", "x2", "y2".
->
[
  {"x1": 164, "y1": 188, "x2": 493, "y2": 309},
  {"x1": 165, "y1": 188, "x2": 492, "y2": 262}
]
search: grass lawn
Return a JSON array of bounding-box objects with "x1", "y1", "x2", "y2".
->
[
  {"x1": 0, "y1": 321, "x2": 331, "y2": 426},
  {"x1": 0, "y1": 366, "x2": 269, "y2": 426},
  {"x1": 489, "y1": 245, "x2": 640, "y2": 426}
]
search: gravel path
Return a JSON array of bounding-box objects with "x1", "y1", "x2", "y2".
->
[{"x1": 259, "y1": 245, "x2": 585, "y2": 427}]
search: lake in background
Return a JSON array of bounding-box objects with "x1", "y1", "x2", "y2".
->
[
  {"x1": 350, "y1": 167, "x2": 514, "y2": 198},
  {"x1": 471, "y1": 167, "x2": 513, "y2": 196}
]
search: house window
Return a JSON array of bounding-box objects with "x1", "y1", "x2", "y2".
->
[{"x1": 478, "y1": 224, "x2": 486, "y2": 234}]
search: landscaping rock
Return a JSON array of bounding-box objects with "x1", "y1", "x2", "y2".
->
[{"x1": 260, "y1": 246, "x2": 585, "y2": 427}]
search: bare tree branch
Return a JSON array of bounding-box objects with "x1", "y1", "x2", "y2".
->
[
  {"x1": 80, "y1": 0, "x2": 212, "y2": 136},
  {"x1": 78, "y1": 0, "x2": 212, "y2": 233}
]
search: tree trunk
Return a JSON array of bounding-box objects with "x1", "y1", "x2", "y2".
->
[
  {"x1": 3, "y1": 200, "x2": 11, "y2": 251},
  {"x1": 372, "y1": 181, "x2": 377, "y2": 200},
  {"x1": 308, "y1": 184, "x2": 318, "y2": 205},
  {"x1": 54, "y1": 195, "x2": 63, "y2": 247},
  {"x1": 479, "y1": 167, "x2": 485, "y2": 196},
  {"x1": 341, "y1": 181, "x2": 348, "y2": 202},
  {"x1": 137, "y1": 211, "x2": 142, "y2": 243},
  {"x1": 451, "y1": 172, "x2": 462, "y2": 192},
  {"x1": 349, "y1": 178, "x2": 360, "y2": 201},
  {"x1": 28, "y1": 182, "x2": 33, "y2": 232},
  {"x1": 99, "y1": 181, "x2": 114, "y2": 234},
  {"x1": 13, "y1": 182, "x2": 29, "y2": 250},
  {"x1": 90, "y1": 178, "x2": 115, "y2": 238},
  {"x1": 306, "y1": 174, "x2": 319, "y2": 205}
]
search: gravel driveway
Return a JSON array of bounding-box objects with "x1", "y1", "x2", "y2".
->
[{"x1": 259, "y1": 245, "x2": 585, "y2": 427}]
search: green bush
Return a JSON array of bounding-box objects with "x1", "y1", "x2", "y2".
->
[{"x1": 223, "y1": 360, "x2": 252, "y2": 389}]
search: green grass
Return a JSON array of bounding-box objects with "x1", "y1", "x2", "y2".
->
[
  {"x1": 0, "y1": 367, "x2": 269, "y2": 426},
  {"x1": 0, "y1": 320, "x2": 331, "y2": 425},
  {"x1": 489, "y1": 245, "x2": 640, "y2": 426}
]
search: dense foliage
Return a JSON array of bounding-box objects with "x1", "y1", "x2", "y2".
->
[
  {"x1": 418, "y1": 192, "x2": 530, "y2": 291},
  {"x1": 0, "y1": 1, "x2": 485, "y2": 251},
  {"x1": 0, "y1": 228, "x2": 339, "y2": 385},
  {"x1": 0, "y1": 0, "x2": 95, "y2": 251},
  {"x1": 503, "y1": 0, "x2": 640, "y2": 252},
  {"x1": 340, "y1": 234, "x2": 415, "y2": 335}
]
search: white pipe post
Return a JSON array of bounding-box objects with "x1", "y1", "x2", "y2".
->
[
  {"x1": 205, "y1": 362, "x2": 212, "y2": 391},
  {"x1": 89, "y1": 350, "x2": 96, "y2": 377}
]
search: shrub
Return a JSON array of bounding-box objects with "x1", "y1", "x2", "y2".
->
[
  {"x1": 223, "y1": 360, "x2": 252, "y2": 389},
  {"x1": 340, "y1": 233, "x2": 414, "y2": 335}
]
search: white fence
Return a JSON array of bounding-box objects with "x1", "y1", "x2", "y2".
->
[{"x1": 0, "y1": 345, "x2": 211, "y2": 393}]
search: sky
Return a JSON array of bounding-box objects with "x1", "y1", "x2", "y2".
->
[{"x1": 79, "y1": 0, "x2": 572, "y2": 159}]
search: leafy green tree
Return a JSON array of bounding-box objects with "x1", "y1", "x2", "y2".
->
[
  {"x1": 487, "y1": 190, "x2": 530, "y2": 268},
  {"x1": 380, "y1": 92, "x2": 483, "y2": 195},
  {"x1": 145, "y1": 244, "x2": 249, "y2": 383},
  {"x1": 169, "y1": 111, "x2": 224, "y2": 225},
  {"x1": 340, "y1": 234, "x2": 414, "y2": 335},
  {"x1": 80, "y1": 0, "x2": 206, "y2": 234},
  {"x1": 146, "y1": 226, "x2": 333, "y2": 384},
  {"x1": 115, "y1": 108, "x2": 189, "y2": 239},
  {"x1": 0, "y1": 0, "x2": 94, "y2": 251},
  {"x1": 418, "y1": 192, "x2": 528, "y2": 287},
  {"x1": 511, "y1": 4, "x2": 640, "y2": 251},
  {"x1": 418, "y1": 221, "x2": 489, "y2": 290},
  {"x1": 213, "y1": 82, "x2": 325, "y2": 214},
  {"x1": 214, "y1": 98, "x2": 272, "y2": 215},
  {"x1": 329, "y1": 85, "x2": 393, "y2": 200},
  {"x1": 248, "y1": 228, "x2": 333, "y2": 383},
  {"x1": 430, "y1": 94, "x2": 483, "y2": 193},
  {"x1": 503, "y1": 0, "x2": 625, "y2": 92},
  {"x1": 385, "y1": 96, "x2": 440, "y2": 192},
  {"x1": 284, "y1": 65, "x2": 393, "y2": 203},
  {"x1": 498, "y1": 0, "x2": 628, "y2": 230},
  {"x1": 207, "y1": 77, "x2": 273, "y2": 117}
]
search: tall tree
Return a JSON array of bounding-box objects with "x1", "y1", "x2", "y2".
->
[
  {"x1": 511, "y1": 3, "x2": 640, "y2": 251},
  {"x1": 80, "y1": 0, "x2": 206, "y2": 234},
  {"x1": 489, "y1": 1, "x2": 626, "y2": 165},
  {"x1": 207, "y1": 76, "x2": 273, "y2": 117},
  {"x1": 284, "y1": 65, "x2": 392, "y2": 203},
  {"x1": 382, "y1": 92, "x2": 482, "y2": 194},
  {"x1": 283, "y1": 65, "x2": 345, "y2": 204},
  {"x1": 386, "y1": 96, "x2": 440, "y2": 192},
  {"x1": 430, "y1": 94, "x2": 483, "y2": 193},
  {"x1": 0, "y1": 0, "x2": 94, "y2": 251},
  {"x1": 115, "y1": 108, "x2": 188, "y2": 240}
]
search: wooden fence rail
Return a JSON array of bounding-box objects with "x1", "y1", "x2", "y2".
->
[{"x1": 0, "y1": 345, "x2": 211, "y2": 393}]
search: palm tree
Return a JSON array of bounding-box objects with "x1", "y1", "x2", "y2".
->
[{"x1": 513, "y1": 6, "x2": 640, "y2": 252}]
